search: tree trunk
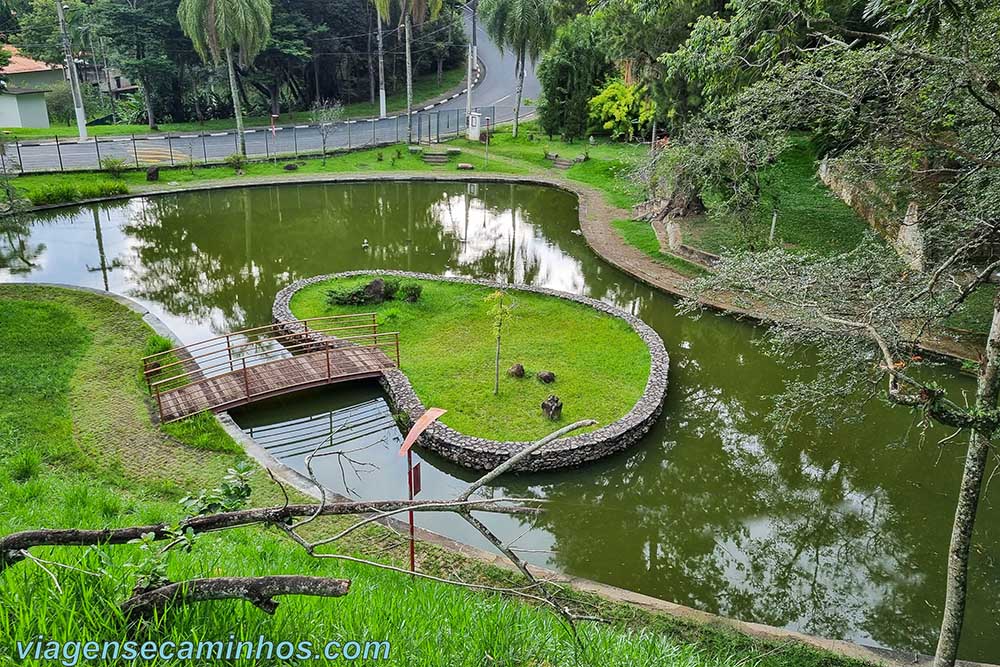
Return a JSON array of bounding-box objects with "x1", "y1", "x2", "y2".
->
[
  {"x1": 405, "y1": 13, "x2": 414, "y2": 143},
  {"x1": 437, "y1": 57, "x2": 443, "y2": 85},
  {"x1": 494, "y1": 334, "x2": 501, "y2": 395},
  {"x1": 225, "y1": 48, "x2": 247, "y2": 156},
  {"x1": 141, "y1": 80, "x2": 157, "y2": 131},
  {"x1": 933, "y1": 297, "x2": 1000, "y2": 666},
  {"x1": 376, "y1": 9, "x2": 386, "y2": 117},
  {"x1": 512, "y1": 50, "x2": 525, "y2": 139}
]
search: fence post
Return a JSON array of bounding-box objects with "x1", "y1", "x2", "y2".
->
[
  {"x1": 14, "y1": 140, "x2": 22, "y2": 173},
  {"x1": 264, "y1": 130, "x2": 269, "y2": 159},
  {"x1": 371, "y1": 119, "x2": 376, "y2": 145},
  {"x1": 326, "y1": 343, "x2": 331, "y2": 381},
  {"x1": 293, "y1": 126, "x2": 298, "y2": 157},
  {"x1": 94, "y1": 136, "x2": 101, "y2": 167},
  {"x1": 226, "y1": 334, "x2": 234, "y2": 372},
  {"x1": 55, "y1": 135, "x2": 64, "y2": 171},
  {"x1": 131, "y1": 134, "x2": 139, "y2": 167},
  {"x1": 347, "y1": 121, "x2": 351, "y2": 149},
  {"x1": 234, "y1": 131, "x2": 239, "y2": 154},
  {"x1": 395, "y1": 115, "x2": 399, "y2": 143},
  {"x1": 167, "y1": 135, "x2": 174, "y2": 166}
]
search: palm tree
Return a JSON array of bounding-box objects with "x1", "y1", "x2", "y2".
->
[
  {"x1": 398, "y1": 0, "x2": 442, "y2": 143},
  {"x1": 479, "y1": 0, "x2": 554, "y2": 138},
  {"x1": 369, "y1": 0, "x2": 389, "y2": 118},
  {"x1": 177, "y1": 0, "x2": 272, "y2": 156}
]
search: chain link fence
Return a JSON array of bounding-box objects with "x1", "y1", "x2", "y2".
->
[{"x1": 0, "y1": 106, "x2": 501, "y2": 174}]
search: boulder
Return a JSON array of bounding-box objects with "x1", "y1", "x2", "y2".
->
[
  {"x1": 507, "y1": 363, "x2": 525, "y2": 378},
  {"x1": 541, "y1": 395, "x2": 563, "y2": 421},
  {"x1": 283, "y1": 163, "x2": 298, "y2": 171},
  {"x1": 146, "y1": 166, "x2": 159, "y2": 182},
  {"x1": 362, "y1": 278, "x2": 387, "y2": 303},
  {"x1": 537, "y1": 370, "x2": 556, "y2": 384}
]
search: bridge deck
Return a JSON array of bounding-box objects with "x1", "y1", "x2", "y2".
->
[{"x1": 155, "y1": 346, "x2": 396, "y2": 423}]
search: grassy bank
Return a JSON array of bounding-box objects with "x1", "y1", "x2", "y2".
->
[
  {"x1": 0, "y1": 285, "x2": 871, "y2": 667},
  {"x1": 684, "y1": 138, "x2": 868, "y2": 257},
  {"x1": 2, "y1": 67, "x2": 468, "y2": 140},
  {"x1": 12, "y1": 144, "x2": 527, "y2": 207},
  {"x1": 289, "y1": 275, "x2": 651, "y2": 441}
]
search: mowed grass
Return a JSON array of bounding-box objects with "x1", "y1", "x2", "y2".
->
[
  {"x1": 0, "y1": 285, "x2": 866, "y2": 667},
  {"x1": 611, "y1": 219, "x2": 710, "y2": 277},
  {"x1": 12, "y1": 143, "x2": 527, "y2": 206},
  {"x1": 1, "y1": 66, "x2": 468, "y2": 140},
  {"x1": 290, "y1": 275, "x2": 651, "y2": 441},
  {"x1": 685, "y1": 137, "x2": 868, "y2": 256}
]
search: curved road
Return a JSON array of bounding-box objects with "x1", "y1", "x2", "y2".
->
[{"x1": 9, "y1": 12, "x2": 540, "y2": 173}]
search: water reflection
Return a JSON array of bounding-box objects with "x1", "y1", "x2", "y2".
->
[{"x1": 1, "y1": 182, "x2": 996, "y2": 661}]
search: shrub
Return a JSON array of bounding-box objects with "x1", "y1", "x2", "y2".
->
[
  {"x1": 76, "y1": 181, "x2": 128, "y2": 199},
  {"x1": 588, "y1": 78, "x2": 656, "y2": 141},
  {"x1": 326, "y1": 278, "x2": 409, "y2": 306},
  {"x1": 100, "y1": 157, "x2": 128, "y2": 179},
  {"x1": 383, "y1": 279, "x2": 400, "y2": 301},
  {"x1": 400, "y1": 283, "x2": 423, "y2": 302},
  {"x1": 225, "y1": 152, "x2": 247, "y2": 173},
  {"x1": 28, "y1": 180, "x2": 129, "y2": 206}
]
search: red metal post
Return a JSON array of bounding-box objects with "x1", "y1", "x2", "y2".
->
[
  {"x1": 226, "y1": 334, "x2": 234, "y2": 372},
  {"x1": 395, "y1": 335, "x2": 400, "y2": 367},
  {"x1": 407, "y1": 449, "x2": 415, "y2": 574}
]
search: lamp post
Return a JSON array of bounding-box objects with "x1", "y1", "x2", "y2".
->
[{"x1": 55, "y1": 1, "x2": 87, "y2": 140}]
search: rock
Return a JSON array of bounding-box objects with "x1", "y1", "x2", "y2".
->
[
  {"x1": 457, "y1": 162, "x2": 475, "y2": 170},
  {"x1": 446, "y1": 147, "x2": 462, "y2": 155},
  {"x1": 146, "y1": 166, "x2": 159, "y2": 181},
  {"x1": 537, "y1": 370, "x2": 556, "y2": 384},
  {"x1": 541, "y1": 395, "x2": 563, "y2": 421},
  {"x1": 507, "y1": 363, "x2": 525, "y2": 378},
  {"x1": 362, "y1": 278, "x2": 387, "y2": 303},
  {"x1": 408, "y1": 146, "x2": 423, "y2": 154},
  {"x1": 283, "y1": 163, "x2": 298, "y2": 171}
]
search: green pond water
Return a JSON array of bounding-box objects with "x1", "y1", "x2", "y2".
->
[{"x1": 1, "y1": 181, "x2": 996, "y2": 661}]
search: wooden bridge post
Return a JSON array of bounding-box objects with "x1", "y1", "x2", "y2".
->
[
  {"x1": 154, "y1": 388, "x2": 164, "y2": 423},
  {"x1": 242, "y1": 357, "x2": 250, "y2": 400},
  {"x1": 226, "y1": 334, "x2": 234, "y2": 372},
  {"x1": 371, "y1": 313, "x2": 377, "y2": 335},
  {"x1": 326, "y1": 342, "x2": 332, "y2": 380},
  {"x1": 395, "y1": 335, "x2": 400, "y2": 367}
]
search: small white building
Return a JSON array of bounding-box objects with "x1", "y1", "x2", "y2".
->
[{"x1": 0, "y1": 87, "x2": 50, "y2": 128}]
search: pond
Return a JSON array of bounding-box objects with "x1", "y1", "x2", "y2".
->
[{"x1": 1, "y1": 181, "x2": 996, "y2": 662}]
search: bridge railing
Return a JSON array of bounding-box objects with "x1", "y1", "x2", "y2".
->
[{"x1": 142, "y1": 314, "x2": 400, "y2": 421}]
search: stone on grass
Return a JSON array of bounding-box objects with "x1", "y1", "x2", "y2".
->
[
  {"x1": 541, "y1": 395, "x2": 563, "y2": 421},
  {"x1": 507, "y1": 363, "x2": 525, "y2": 378},
  {"x1": 362, "y1": 278, "x2": 387, "y2": 303},
  {"x1": 146, "y1": 166, "x2": 159, "y2": 181},
  {"x1": 537, "y1": 370, "x2": 556, "y2": 384},
  {"x1": 457, "y1": 163, "x2": 475, "y2": 170},
  {"x1": 283, "y1": 163, "x2": 298, "y2": 171}
]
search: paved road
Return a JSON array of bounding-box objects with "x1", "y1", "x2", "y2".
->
[{"x1": 6, "y1": 10, "x2": 541, "y2": 174}]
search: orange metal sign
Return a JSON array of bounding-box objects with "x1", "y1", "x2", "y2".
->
[{"x1": 399, "y1": 407, "x2": 446, "y2": 456}]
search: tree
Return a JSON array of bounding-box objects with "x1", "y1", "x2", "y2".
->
[
  {"x1": 311, "y1": 99, "x2": 344, "y2": 164},
  {"x1": 656, "y1": 1, "x2": 1000, "y2": 663},
  {"x1": 177, "y1": 0, "x2": 273, "y2": 156},
  {"x1": 397, "y1": 0, "x2": 442, "y2": 143},
  {"x1": 484, "y1": 289, "x2": 514, "y2": 395},
  {"x1": 479, "y1": 0, "x2": 555, "y2": 138},
  {"x1": 536, "y1": 14, "x2": 612, "y2": 141}
]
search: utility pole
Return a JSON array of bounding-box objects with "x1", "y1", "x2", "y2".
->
[
  {"x1": 465, "y1": 43, "x2": 473, "y2": 120},
  {"x1": 55, "y1": 1, "x2": 87, "y2": 140},
  {"x1": 471, "y1": 0, "x2": 478, "y2": 65}
]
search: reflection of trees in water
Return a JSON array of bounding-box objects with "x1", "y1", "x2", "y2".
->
[
  {"x1": 0, "y1": 215, "x2": 44, "y2": 273},
  {"x1": 489, "y1": 314, "x2": 995, "y2": 654}
]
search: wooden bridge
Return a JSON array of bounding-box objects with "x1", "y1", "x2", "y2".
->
[{"x1": 143, "y1": 314, "x2": 400, "y2": 423}]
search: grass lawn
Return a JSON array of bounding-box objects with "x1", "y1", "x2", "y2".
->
[
  {"x1": 0, "y1": 285, "x2": 870, "y2": 667},
  {"x1": 12, "y1": 144, "x2": 527, "y2": 206},
  {"x1": 1, "y1": 67, "x2": 468, "y2": 140},
  {"x1": 612, "y1": 219, "x2": 709, "y2": 277},
  {"x1": 684, "y1": 137, "x2": 869, "y2": 257},
  {"x1": 289, "y1": 275, "x2": 651, "y2": 441}
]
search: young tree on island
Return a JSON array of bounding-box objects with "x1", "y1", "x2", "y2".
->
[
  {"x1": 312, "y1": 100, "x2": 344, "y2": 165},
  {"x1": 479, "y1": 0, "x2": 555, "y2": 138},
  {"x1": 177, "y1": 0, "x2": 273, "y2": 156},
  {"x1": 485, "y1": 290, "x2": 514, "y2": 396}
]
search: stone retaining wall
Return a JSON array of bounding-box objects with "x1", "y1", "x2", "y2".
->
[{"x1": 273, "y1": 270, "x2": 669, "y2": 471}]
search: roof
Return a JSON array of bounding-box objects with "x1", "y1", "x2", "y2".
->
[
  {"x1": 1, "y1": 86, "x2": 49, "y2": 95},
  {"x1": 1, "y1": 46, "x2": 62, "y2": 75}
]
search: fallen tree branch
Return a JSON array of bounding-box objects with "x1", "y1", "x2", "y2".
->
[{"x1": 121, "y1": 576, "x2": 351, "y2": 620}]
